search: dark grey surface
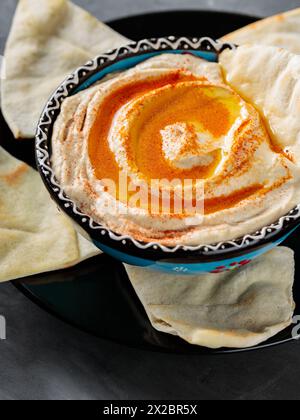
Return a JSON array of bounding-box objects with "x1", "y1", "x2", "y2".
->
[{"x1": 1, "y1": 0, "x2": 300, "y2": 401}]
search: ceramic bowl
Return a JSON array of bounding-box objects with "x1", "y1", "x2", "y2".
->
[{"x1": 36, "y1": 36, "x2": 300, "y2": 274}]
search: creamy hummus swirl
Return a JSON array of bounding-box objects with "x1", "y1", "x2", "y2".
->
[{"x1": 52, "y1": 54, "x2": 300, "y2": 246}]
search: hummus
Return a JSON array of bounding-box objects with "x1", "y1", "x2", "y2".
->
[{"x1": 51, "y1": 54, "x2": 300, "y2": 246}]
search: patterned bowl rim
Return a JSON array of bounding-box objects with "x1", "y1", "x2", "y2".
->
[{"x1": 35, "y1": 36, "x2": 300, "y2": 257}]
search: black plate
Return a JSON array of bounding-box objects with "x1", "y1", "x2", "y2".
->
[{"x1": 2, "y1": 10, "x2": 299, "y2": 354}]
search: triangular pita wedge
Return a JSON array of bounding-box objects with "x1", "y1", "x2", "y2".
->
[
  {"x1": 222, "y1": 8, "x2": 300, "y2": 54},
  {"x1": 125, "y1": 247, "x2": 295, "y2": 349},
  {"x1": 1, "y1": 0, "x2": 129, "y2": 139},
  {"x1": 0, "y1": 146, "x2": 100, "y2": 282},
  {"x1": 220, "y1": 44, "x2": 300, "y2": 163}
]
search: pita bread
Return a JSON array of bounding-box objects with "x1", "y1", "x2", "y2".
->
[
  {"x1": 125, "y1": 247, "x2": 295, "y2": 349},
  {"x1": 222, "y1": 8, "x2": 300, "y2": 54},
  {"x1": 220, "y1": 44, "x2": 300, "y2": 163},
  {"x1": 1, "y1": 0, "x2": 129, "y2": 139},
  {"x1": 0, "y1": 145, "x2": 100, "y2": 282}
]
